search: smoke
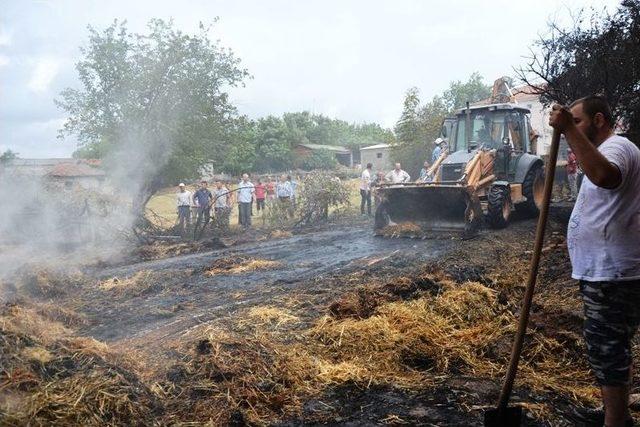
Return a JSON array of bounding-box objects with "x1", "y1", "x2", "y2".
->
[
  {"x1": 0, "y1": 124, "x2": 177, "y2": 293},
  {"x1": 0, "y1": 171, "x2": 129, "y2": 280}
]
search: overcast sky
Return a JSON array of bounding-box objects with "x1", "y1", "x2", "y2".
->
[{"x1": 0, "y1": 0, "x2": 620, "y2": 158}]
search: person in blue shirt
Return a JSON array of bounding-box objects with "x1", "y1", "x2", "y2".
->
[
  {"x1": 193, "y1": 180, "x2": 213, "y2": 238},
  {"x1": 432, "y1": 138, "x2": 446, "y2": 163},
  {"x1": 418, "y1": 161, "x2": 431, "y2": 182}
]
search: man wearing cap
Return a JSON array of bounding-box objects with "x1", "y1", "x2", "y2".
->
[
  {"x1": 432, "y1": 138, "x2": 446, "y2": 164},
  {"x1": 176, "y1": 183, "x2": 193, "y2": 237}
]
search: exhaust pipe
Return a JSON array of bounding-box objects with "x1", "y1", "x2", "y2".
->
[{"x1": 465, "y1": 101, "x2": 471, "y2": 152}]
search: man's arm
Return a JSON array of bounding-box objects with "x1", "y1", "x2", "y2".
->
[{"x1": 550, "y1": 105, "x2": 621, "y2": 189}]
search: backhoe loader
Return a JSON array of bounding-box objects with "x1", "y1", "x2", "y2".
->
[{"x1": 374, "y1": 103, "x2": 545, "y2": 236}]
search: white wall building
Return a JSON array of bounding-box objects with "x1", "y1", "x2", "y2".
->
[{"x1": 360, "y1": 143, "x2": 393, "y2": 171}]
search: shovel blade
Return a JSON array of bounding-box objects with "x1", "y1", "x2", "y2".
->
[
  {"x1": 484, "y1": 406, "x2": 523, "y2": 427},
  {"x1": 374, "y1": 185, "x2": 478, "y2": 234}
]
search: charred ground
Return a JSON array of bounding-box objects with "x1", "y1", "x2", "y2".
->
[{"x1": 1, "y1": 213, "x2": 636, "y2": 426}]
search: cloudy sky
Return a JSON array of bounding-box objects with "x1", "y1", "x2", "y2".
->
[{"x1": 0, "y1": 0, "x2": 620, "y2": 158}]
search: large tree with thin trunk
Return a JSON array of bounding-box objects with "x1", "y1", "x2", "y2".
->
[
  {"x1": 392, "y1": 74, "x2": 491, "y2": 176},
  {"x1": 516, "y1": 0, "x2": 640, "y2": 142},
  {"x1": 57, "y1": 19, "x2": 249, "y2": 212}
]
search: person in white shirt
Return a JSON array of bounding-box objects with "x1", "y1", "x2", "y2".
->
[
  {"x1": 276, "y1": 174, "x2": 293, "y2": 199},
  {"x1": 360, "y1": 163, "x2": 373, "y2": 215},
  {"x1": 176, "y1": 183, "x2": 193, "y2": 236},
  {"x1": 236, "y1": 174, "x2": 255, "y2": 229},
  {"x1": 550, "y1": 95, "x2": 640, "y2": 427},
  {"x1": 385, "y1": 163, "x2": 411, "y2": 184},
  {"x1": 276, "y1": 174, "x2": 293, "y2": 217}
]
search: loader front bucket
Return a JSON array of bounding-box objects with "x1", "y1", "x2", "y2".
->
[{"x1": 374, "y1": 184, "x2": 480, "y2": 236}]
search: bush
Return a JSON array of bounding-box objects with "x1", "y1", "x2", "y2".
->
[{"x1": 296, "y1": 171, "x2": 350, "y2": 225}]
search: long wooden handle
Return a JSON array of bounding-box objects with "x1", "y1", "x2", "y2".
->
[{"x1": 496, "y1": 128, "x2": 562, "y2": 411}]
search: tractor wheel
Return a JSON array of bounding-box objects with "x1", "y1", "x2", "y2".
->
[
  {"x1": 374, "y1": 203, "x2": 390, "y2": 231},
  {"x1": 487, "y1": 184, "x2": 512, "y2": 229},
  {"x1": 515, "y1": 163, "x2": 544, "y2": 216}
]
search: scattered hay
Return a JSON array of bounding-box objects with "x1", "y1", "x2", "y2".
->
[
  {"x1": 244, "y1": 306, "x2": 299, "y2": 328},
  {"x1": 309, "y1": 282, "x2": 511, "y2": 386},
  {"x1": 162, "y1": 327, "x2": 315, "y2": 425},
  {"x1": 204, "y1": 256, "x2": 281, "y2": 276},
  {"x1": 328, "y1": 286, "x2": 387, "y2": 319},
  {"x1": 0, "y1": 305, "x2": 71, "y2": 345},
  {"x1": 0, "y1": 220, "x2": 603, "y2": 424},
  {"x1": 379, "y1": 222, "x2": 423, "y2": 238},
  {"x1": 270, "y1": 230, "x2": 293, "y2": 239},
  {"x1": 0, "y1": 305, "x2": 158, "y2": 426},
  {"x1": 301, "y1": 279, "x2": 597, "y2": 408},
  {"x1": 136, "y1": 241, "x2": 203, "y2": 261},
  {"x1": 20, "y1": 346, "x2": 53, "y2": 364},
  {"x1": 99, "y1": 270, "x2": 156, "y2": 297},
  {"x1": 17, "y1": 270, "x2": 87, "y2": 299},
  {"x1": 33, "y1": 302, "x2": 89, "y2": 328},
  {"x1": 329, "y1": 272, "x2": 444, "y2": 320}
]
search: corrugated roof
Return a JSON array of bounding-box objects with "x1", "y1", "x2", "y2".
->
[
  {"x1": 8, "y1": 158, "x2": 74, "y2": 166},
  {"x1": 295, "y1": 144, "x2": 350, "y2": 153},
  {"x1": 47, "y1": 163, "x2": 105, "y2": 177},
  {"x1": 360, "y1": 143, "x2": 391, "y2": 151}
]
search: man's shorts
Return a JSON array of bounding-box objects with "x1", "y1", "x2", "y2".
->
[{"x1": 580, "y1": 280, "x2": 640, "y2": 386}]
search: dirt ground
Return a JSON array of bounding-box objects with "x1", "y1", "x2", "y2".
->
[{"x1": 2, "y1": 209, "x2": 639, "y2": 426}]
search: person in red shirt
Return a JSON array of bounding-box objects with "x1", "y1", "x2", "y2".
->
[
  {"x1": 255, "y1": 179, "x2": 266, "y2": 212},
  {"x1": 566, "y1": 147, "x2": 579, "y2": 200},
  {"x1": 265, "y1": 177, "x2": 276, "y2": 201}
]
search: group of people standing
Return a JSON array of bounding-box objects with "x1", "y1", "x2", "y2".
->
[
  {"x1": 176, "y1": 174, "x2": 298, "y2": 236},
  {"x1": 358, "y1": 138, "x2": 449, "y2": 216},
  {"x1": 176, "y1": 180, "x2": 235, "y2": 237},
  {"x1": 358, "y1": 161, "x2": 413, "y2": 215}
]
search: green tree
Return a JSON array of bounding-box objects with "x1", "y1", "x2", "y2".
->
[
  {"x1": 0, "y1": 149, "x2": 19, "y2": 164},
  {"x1": 393, "y1": 95, "x2": 449, "y2": 176},
  {"x1": 222, "y1": 116, "x2": 257, "y2": 175},
  {"x1": 394, "y1": 87, "x2": 423, "y2": 145},
  {"x1": 517, "y1": 0, "x2": 640, "y2": 143},
  {"x1": 57, "y1": 19, "x2": 249, "y2": 210},
  {"x1": 442, "y1": 72, "x2": 492, "y2": 111},
  {"x1": 299, "y1": 149, "x2": 338, "y2": 170},
  {"x1": 392, "y1": 74, "x2": 488, "y2": 176},
  {"x1": 253, "y1": 116, "x2": 293, "y2": 172}
]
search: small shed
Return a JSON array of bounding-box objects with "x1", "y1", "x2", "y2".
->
[
  {"x1": 293, "y1": 144, "x2": 353, "y2": 167},
  {"x1": 360, "y1": 143, "x2": 393, "y2": 171},
  {"x1": 46, "y1": 162, "x2": 106, "y2": 190}
]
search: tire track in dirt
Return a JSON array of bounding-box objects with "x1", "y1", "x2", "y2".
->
[{"x1": 78, "y1": 226, "x2": 455, "y2": 353}]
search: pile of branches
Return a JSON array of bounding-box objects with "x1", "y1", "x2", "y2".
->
[{"x1": 295, "y1": 171, "x2": 351, "y2": 226}]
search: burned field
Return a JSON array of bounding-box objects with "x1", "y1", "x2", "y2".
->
[{"x1": 1, "y1": 217, "x2": 635, "y2": 426}]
